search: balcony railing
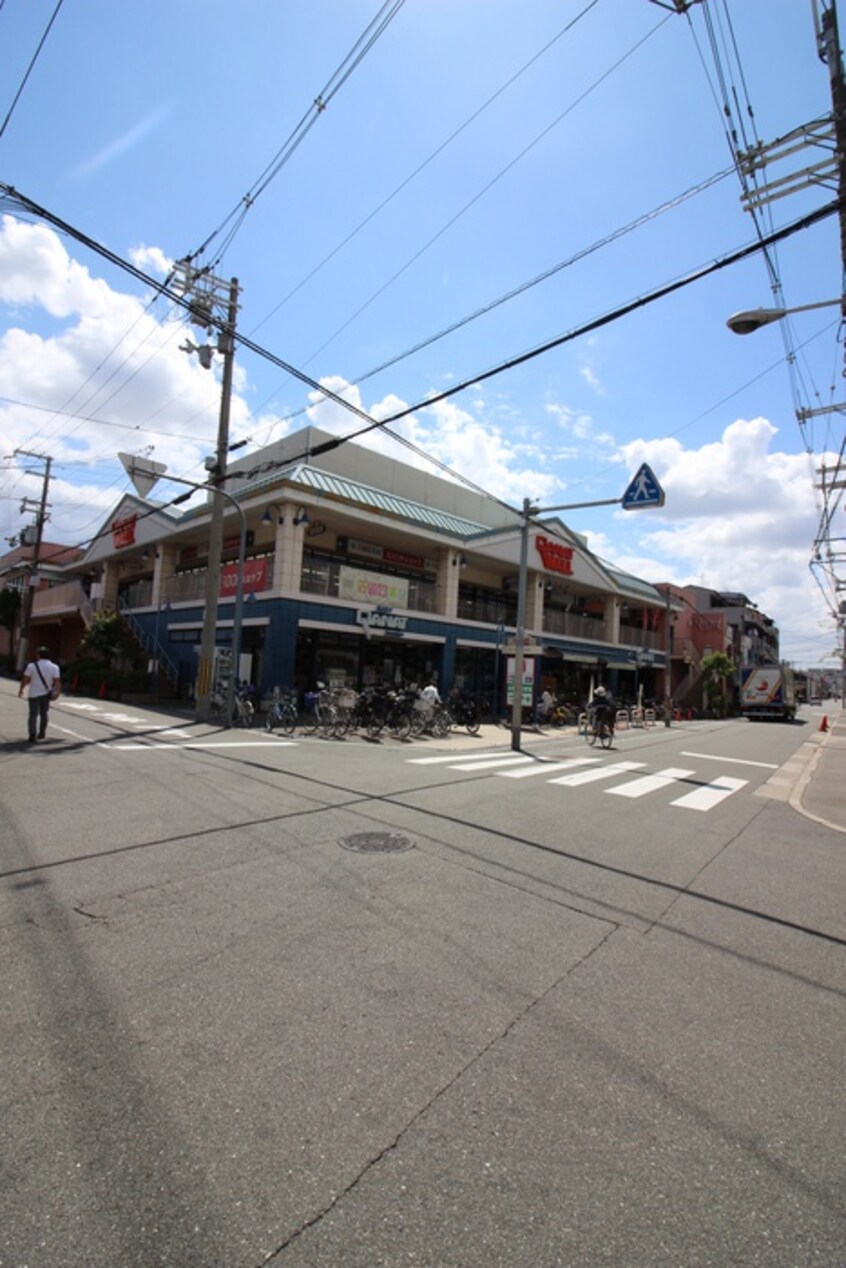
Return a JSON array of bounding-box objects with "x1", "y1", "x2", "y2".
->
[
  {"x1": 543, "y1": 609, "x2": 606, "y2": 641},
  {"x1": 32, "y1": 580, "x2": 90, "y2": 617}
]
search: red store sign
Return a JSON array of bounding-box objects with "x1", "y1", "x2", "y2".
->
[
  {"x1": 112, "y1": 514, "x2": 138, "y2": 549},
  {"x1": 534, "y1": 534, "x2": 574, "y2": 576},
  {"x1": 220, "y1": 556, "x2": 268, "y2": 597}
]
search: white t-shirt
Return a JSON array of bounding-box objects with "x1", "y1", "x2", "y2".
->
[{"x1": 23, "y1": 657, "x2": 60, "y2": 699}]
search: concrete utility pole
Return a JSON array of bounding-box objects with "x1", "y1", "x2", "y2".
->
[
  {"x1": 819, "y1": 0, "x2": 846, "y2": 316},
  {"x1": 14, "y1": 448, "x2": 52, "y2": 672},
  {"x1": 173, "y1": 266, "x2": 241, "y2": 722}
]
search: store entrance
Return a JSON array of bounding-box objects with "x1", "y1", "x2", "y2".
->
[{"x1": 294, "y1": 629, "x2": 443, "y2": 696}]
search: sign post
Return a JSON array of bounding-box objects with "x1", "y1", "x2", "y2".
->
[{"x1": 510, "y1": 467, "x2": 666, "y2": 752}]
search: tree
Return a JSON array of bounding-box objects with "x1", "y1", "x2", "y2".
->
[
  {"x1": 0, "y1": 586, "x2": 21, "y2": 635},
  {"x1": 700, "y1": 651, "x2": 735, "y2": 717},
  {"x1": 79, "y1": 610, "x2": 135, "y2": 667}
]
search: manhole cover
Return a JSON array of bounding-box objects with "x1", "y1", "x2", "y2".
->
[{"x1": 339, "y1": 832, "x2": 415, "y2": 854}]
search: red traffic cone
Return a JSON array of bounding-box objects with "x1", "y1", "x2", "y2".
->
[{"x1": 819, "y1": 714, "x2": 828, "y2": 732}]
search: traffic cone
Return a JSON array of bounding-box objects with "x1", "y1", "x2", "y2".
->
[
  {"x1": 819, "y1": 714, "x2": 828, "y2": 732},
  {"x1": 98, "y1": 680, "x2": 107, "y2": 699}
]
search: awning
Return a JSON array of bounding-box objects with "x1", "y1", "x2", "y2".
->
[{"x1": 558, "y1": 652, "x2": 599, "y2": 664}]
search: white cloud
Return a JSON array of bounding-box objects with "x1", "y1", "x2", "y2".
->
[
  {"x1": 591, "y1": 418, "x2": 836, "y2": 664},
  {"x1": 304, "y1": 375, "x2": 562, "y2": 506},
  {"x1": 0, "y1": 216, "x2": 252, "y2": 541}
]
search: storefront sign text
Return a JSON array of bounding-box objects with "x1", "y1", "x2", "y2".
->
[
  {"x1": 112, "y1": 514, "x2": 138, "y2": 549},
  {"x1": 340, "y1": 565, "x2": 409, "y2": 607},
  {"x1": 339, "y1": 536, "x2": 427, "y2": 572},
  {"x1": 534, "y1": 535, "x2": 574, "y2": 575},
  {"x1": 357, "y1": 608, "x2": 408, "y2": 633},
  {"x1": 219, "y1": 556, "x2": 268, "y2": 597}
]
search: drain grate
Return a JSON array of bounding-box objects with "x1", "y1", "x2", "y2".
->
[{"x1": 339, "y1": 831, "x2": 415, "y2": 854}]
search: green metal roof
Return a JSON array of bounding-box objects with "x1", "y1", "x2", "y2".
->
[
  {"x1": 607, "y1": 566, "x2": 665, "y2": 603},
  {"x1": 242, "y1": 463, "x2": 490, "y2": 538}
]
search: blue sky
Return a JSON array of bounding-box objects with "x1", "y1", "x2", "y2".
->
[{"x1": 0, "y1": 0, "x2": 843, "y2": 666}]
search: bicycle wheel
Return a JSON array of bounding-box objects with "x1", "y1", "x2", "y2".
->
[
  {"x1": 332, "y1": 707, "x2": 351, "y2": 738},
  {"x1": 301, "y1": 708, "x2": 319, "y2": 736},
  {"x1": 432, "y1": 709, "x2": 450, "y2": 738},
  {"x1": 390, "y1": 712, "x2": 412, "y2": 741},
  {"x1": 464, "y1": 708, "x2": 481, "y2": 736},
  {"x1": 319, "y1": 704, "x2": 338, "y2": 737},
  {"x1": 600, "y1": 723, "x2": 613, "y2": 749},
  {"x1": 265, "y1": 706, "x2": 278, "y2": 733},
  {"x1": 280, "y1": 704, "x2": 297, "y2": 737},
  {"x1": 587, "y1": 724, "x2": 597, "y2": 746}
]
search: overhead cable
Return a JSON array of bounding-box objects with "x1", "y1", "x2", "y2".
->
[{"x1": 187, "y1": 0, "x2": 407, "y2": 269}]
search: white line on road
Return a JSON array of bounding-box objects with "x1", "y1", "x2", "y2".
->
[
  {"x1": 671, "y1": 776, "x2": 748, "y2": 811},
  {"x1": 549, "y1": 761, "x2": 645, "y2": 787},
  {"x1": 497, "y1": 757, "x2": 600, "y2": 779},
  {"x1": 450, "y1": 754, "x2": 537, "y2": 771},
  {"x1": 606, "y1": 767, "x2": 696, "y2": 799},
  {"x1": 408, "y1": 751, "x2": 513, "y2": 765},
  {"x1": 110, "y1": 740, "x2": 295, "y2": 750},
  {"x1": 681, "y1": 751, "x2": 778, "y2": 769}
]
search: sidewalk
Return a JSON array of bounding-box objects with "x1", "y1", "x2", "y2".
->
[{"x1": 791, "y1": 707, "x2": 846, "y2": 834}]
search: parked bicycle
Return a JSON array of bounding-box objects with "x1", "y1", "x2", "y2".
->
[
  {"x1": 211, "y1": 682, "x2": 255, "y2": 728},
  {"x1": 446, "y1": 688, "x2": 482, "y2": 735},
  {"x1": 265, "y1": 686, "x2": 297, "y2": 736}
]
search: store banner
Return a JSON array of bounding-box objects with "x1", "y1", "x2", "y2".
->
[
  {"x1": 339, "y1": 565, "x2": 409, "y2": 607},
  {"x1": 220, "y1": 556, "x2": 268, "y2": 597}
]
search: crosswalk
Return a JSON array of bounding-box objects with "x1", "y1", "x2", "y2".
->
[{"x1": 406, "y1": 750, "x2": 749, "y2": 813}]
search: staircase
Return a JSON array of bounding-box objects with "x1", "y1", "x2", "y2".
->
[{"x1": 117, "y1": 598, "x2": 180, "y2": 694}]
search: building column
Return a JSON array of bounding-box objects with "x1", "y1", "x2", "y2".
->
[
  {"x1": 275, "y1": 504, "x2": 306, "y2": 592},
  {"x1": 435, "y1": 548, "x2": 461, "y2": 618},
  {"x1": 604, "y1": 595, "x2": 621, "y2": 644},
  {"x1": 152, "y1": 543, "x2": 177, "y2": 606},
  {"x1": 95, "y1": 560, "x2": 120, "y2": 611},
  {"x1": 527, "y1": 571, "x2": 544, "y2": 634}
]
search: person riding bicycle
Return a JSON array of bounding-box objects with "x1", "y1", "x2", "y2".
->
[{"x1": 588, "y1": 685, "x2": 616, "y2": 737}]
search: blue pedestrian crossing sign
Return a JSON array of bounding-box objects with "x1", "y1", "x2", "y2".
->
[{"x1": 621, "y1": 462, "x2": 665, "y2": 510}]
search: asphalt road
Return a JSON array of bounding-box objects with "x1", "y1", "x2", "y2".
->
[{"x1": 1, "y1": 683, "x2": 844, "y2": 1267}]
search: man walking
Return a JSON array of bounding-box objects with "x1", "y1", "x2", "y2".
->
[{"x1": 18, "y1": 646, "x2": 61, "y2": 743}]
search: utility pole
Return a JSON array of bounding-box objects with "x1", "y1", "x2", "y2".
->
[
  {"x1": 819, "y1": 0, "x2": 846, "y2": 316},
  {"x1": 173, "y1": 264, "x2": 241, "y2": 722},
  {"x1": 14, "y1": 448, "x2": 52, "y2": 672}
]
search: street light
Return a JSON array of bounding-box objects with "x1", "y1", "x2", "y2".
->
[
  {"x1": 726, "y1": 298, "x2": 842, "y2": 335},
  {"x1": 119, "y1": 454, "x2": 247, "y2": 728}
]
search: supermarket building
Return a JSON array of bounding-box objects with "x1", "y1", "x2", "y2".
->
[{"x1": 33, "y1": 426, "x2": 670, "y2": 710}]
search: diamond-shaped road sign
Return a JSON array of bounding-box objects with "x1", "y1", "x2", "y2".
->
[{"x1": 621, "y1": 462, "x2": 665, "y2": 510}]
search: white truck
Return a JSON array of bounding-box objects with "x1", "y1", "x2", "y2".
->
[{"x1": 739, "y1": 664, "x2": 797, "y2": 722}]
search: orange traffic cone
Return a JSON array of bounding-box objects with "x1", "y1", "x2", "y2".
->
[{"x1": 819, "y1": 714, "x2": 828, "y2": 732}]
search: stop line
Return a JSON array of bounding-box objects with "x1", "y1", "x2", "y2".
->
[{"x1": 407, "y1": 750, "x2": 748, "y2": 812}]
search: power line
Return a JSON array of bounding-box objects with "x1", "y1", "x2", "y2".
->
[
  {"x1": 0, "y1": 0, "x2": 65, "y2": 141},
  {"x1": 186, "y1": 0, "x2": 408, "y2": 270}
]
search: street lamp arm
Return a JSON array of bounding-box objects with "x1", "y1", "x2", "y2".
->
[{"x1": 726, "y1": 298, "x2": 842, "y2": 335}]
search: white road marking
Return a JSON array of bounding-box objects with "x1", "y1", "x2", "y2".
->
[
  {"x1": 408, "y1": 751, "x2": 513, "y2": 765},
  {"x1": 497, "y1": 757, "x2": 600, "y2": 779},
  {"x1": 681, "y1": 751, "x2": 778, "y2": 769},
  {"x1": 110, "y1": 740, "x2": 295, "y2": 750},
  {"x1": 671, "y1": 776, "x2": 748, "y2": 811},
  {"x1": 606, "y1": 767, "x2": 696, "y2": 798},
  {"x1": 549, "y1": 761, "x2": 645, "y2": 786},
  {"x1": 450, "y1": 754, "x2": 537, "y2": 771}
]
